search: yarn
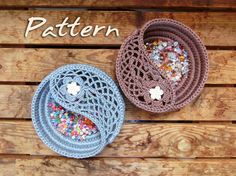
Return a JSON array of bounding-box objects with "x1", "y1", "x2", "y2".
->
[
  {"x1": 116, "y1": 18, "x2": 208, "y2": 113},
  {"x1": 32, "y1": 64, "x2": 125, "y2": 158}
]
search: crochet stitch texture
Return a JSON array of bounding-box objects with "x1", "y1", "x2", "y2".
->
[
  {"x1": 116, "y1": 18, "x2": 208, "y2": 113},
  {"x1": 32, "y1": 64, "x2": 125, "y2": 158}
]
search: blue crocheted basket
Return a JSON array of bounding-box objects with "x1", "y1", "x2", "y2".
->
[{"x1": 31, "y1": 64, "x2": 125, "y2": 158}]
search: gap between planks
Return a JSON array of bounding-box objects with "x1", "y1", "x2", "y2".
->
[
  {"x1": 1, "y1": 154, "x2": 236, "y2": 159},
  {"x1": 1, "y1": 44, "x2": 236, "y2": 50},
  {"x1": 0, "y1": 118, "x2": 234, "y2": 124}
]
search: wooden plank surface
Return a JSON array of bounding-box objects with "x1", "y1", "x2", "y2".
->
[
  {"x1": 0, "y1": 48, "x2": 236, "y2": 84},
  {"x1": 0, "y1": 158, "x2": 16, "y2": 176},
  {"x1": 0, "y1": 1, "x2": 234, "y2": 176},
  {"x1": 0, "y1": 11, "x2": 235, "y2": 46},
  {"x1": 0, "y1": 0, "x2": 235, "y2": 9},
  {"x1": 1, "y1": 85, "x2": 236, "y2": 121},
  {"x1": 0, "y1": 121, "x2": 235, "y2": 158},
  {"x1": 1, "y1": 157, "x2": 236, "y2": 176}
]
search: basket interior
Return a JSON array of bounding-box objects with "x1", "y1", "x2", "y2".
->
[{"x1": 142, "y1": 21, "x2": 207, "y2": 106}]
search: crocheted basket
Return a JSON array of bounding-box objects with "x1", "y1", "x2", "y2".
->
[
  {"x1": 32, "y1": 64, "x2": 125, "y2": 158},
  {"x1": 116, "y1": 18, "x2": 208, "y2": 113}
]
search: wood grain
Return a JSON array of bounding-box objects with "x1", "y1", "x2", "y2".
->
[
  {"x1": 1, "y1": 85, "x2": 236, "y2": 121},
  {"x1": 0, "y1": 158, "x2": 16, "y2": 176},
  {"x1": 1, "y1": 158, "x2": 236, "y2": 176},
  {"x1": 0, "y1": 121, "x2": 235, "y2": 158},
  {"x1": 0, "y1": 85, "x2": 35, "y2": 118},
  {"x1": 0, "y1": 3, "x2": 234, "y2": 176},
  {"x1": 0, "y1": 48, "x2": 117, "y2": 82},
  {"x1": 0, "y1": 0, "x2": 235, "y2": 9},
  {"x1": 0, "y1": 48, "x2": 235, "y2": 84},
  {"x1": 0, "y1": 11, "x2": 235, "y2": 46}
]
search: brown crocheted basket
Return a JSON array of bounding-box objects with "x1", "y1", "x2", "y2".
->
[{"x1": 116, "y1": 18, "x2": 208, "y2": 113}]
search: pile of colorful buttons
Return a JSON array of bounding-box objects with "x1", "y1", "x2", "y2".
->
[
  {"x1": 49, "y1": 102, "x2": 98, "y2": 141},
  {"x1": 145, "y1": 39, "x2": 189, "y2": 85}
]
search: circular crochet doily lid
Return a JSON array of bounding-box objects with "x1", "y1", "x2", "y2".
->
[
  {"x1": 32, "y1": 64, "x2": 125, "y2": 158},
  {"x1": 116, "y1": 18, "x2": 208, "y2": 113}
]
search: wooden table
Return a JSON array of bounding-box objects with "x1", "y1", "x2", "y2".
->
[{"x1": 0, "y1": 1, "x2": 236, "y2": 175}]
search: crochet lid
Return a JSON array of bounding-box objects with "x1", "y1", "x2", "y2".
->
[
  {"x1": 116, "y1": 18, "x2": 208, "y2": 113},
  {"x1": 32, "y1": 64, "x2": 125, "y2": 158}
]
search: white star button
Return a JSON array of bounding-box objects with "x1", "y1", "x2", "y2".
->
[
  {"x1": 149, "y1": 86, "x2": 164, "y2": 100},
  {"x1": 67, "y1": 82, "x2": 80, "y2": 96}
]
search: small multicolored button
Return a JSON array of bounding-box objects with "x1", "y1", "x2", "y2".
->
[
  {"x1": 49, "y1": 102, "x2": 98, "y2": 141},
  {"x1": 145, "y1": 39, "x2": 189, "y2": 86}
]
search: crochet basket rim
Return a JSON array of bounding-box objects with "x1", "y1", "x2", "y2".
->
[
  {"x1": 32, "y1": 64, "x2": 125, "y2": 158},
  {"x1": 116, "y1": 18, "x2": 209, "y2": 113}
]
